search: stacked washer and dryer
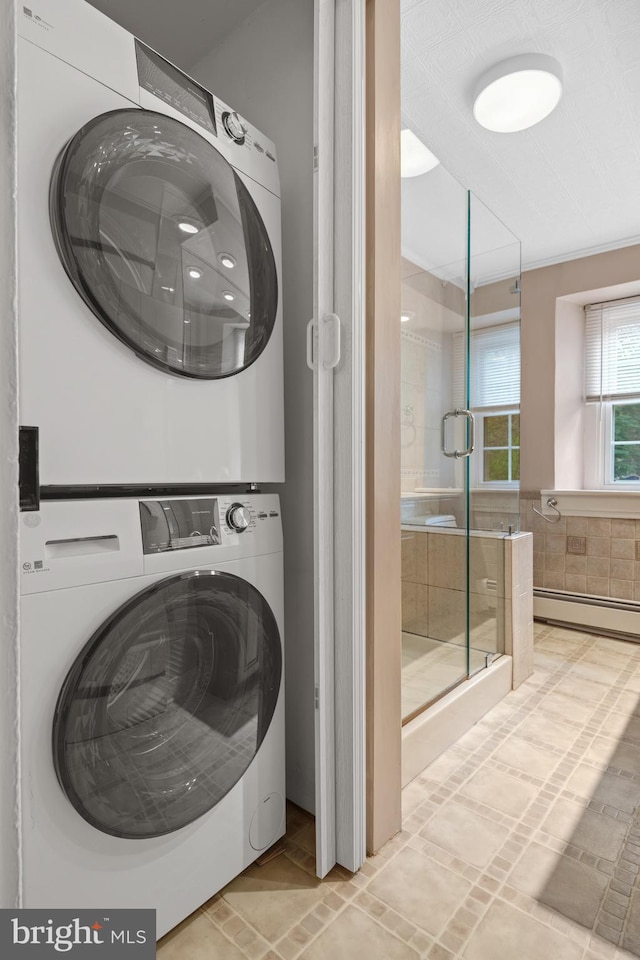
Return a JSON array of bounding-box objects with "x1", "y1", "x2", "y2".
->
[{"x1": 18, "y1": 0, "x2": 286, "y2": 938}]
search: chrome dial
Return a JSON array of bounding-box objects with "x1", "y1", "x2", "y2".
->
[
  {"x1": 226, "y1": 503, "x2": 251, "y2": 532},
  {"x1": 222, "y1": 111, "x2": 247, "y2": 144}
]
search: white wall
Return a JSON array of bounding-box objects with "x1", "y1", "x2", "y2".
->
[
  {"x1": 192, "y1": 0, "x2": 316, "y2": 812},
  {"x1": 520, "y1": 246, "x2": 640, "y2": 492},
  {"x1": 0, "y1": 0, "x2": 21, "y2": 908}
]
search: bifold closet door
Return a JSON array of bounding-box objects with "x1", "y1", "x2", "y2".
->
[{"x1": 312, "y1": 0, "x2": 366, "y2": 878}]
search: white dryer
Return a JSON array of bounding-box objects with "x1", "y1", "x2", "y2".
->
[
  {"x1": 18, "y1": 0, "x2": 284, "y2": 488},
  {"x1": 20, "y1": 494, "x2": 285, "y2": 938}
]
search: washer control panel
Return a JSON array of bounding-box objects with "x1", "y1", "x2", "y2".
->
[{"x1": 139, "y1": 496, "x2": 280, "y2": 553}]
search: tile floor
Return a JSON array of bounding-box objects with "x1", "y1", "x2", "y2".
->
[
  {"x1": 401, "y1": 632, "x2": 488, "y2": 720},
  {"x1": 159, "y1": 622, "x2": 640, "y2": 960}
]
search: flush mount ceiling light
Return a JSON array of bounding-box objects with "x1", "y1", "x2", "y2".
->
[
  {"x1": 222, "y1": 291, "x2": 235, "y2": 302},
  {"x1": 401, "y1": 311, "x2": 414, "y2": 323},
  {"x1": 178, "y1": 221, "x2": 199, "y2": 235},
  {"x1": 473, "y1": 54, "x2": 563, "y2": 133},
  {"x1": 187, "y1": 267, "x2": 202, "y2": 279},
  {"x1": 400, "y1": 129, "x2": 440, "y2": 178}
]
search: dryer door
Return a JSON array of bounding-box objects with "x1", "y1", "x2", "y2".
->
[
  {"x1": 53, "y1": 570, "x2": 282, "y2": 839},
  {"x1": 50, "y1": 109, "x2": 277, "y2": 379}
]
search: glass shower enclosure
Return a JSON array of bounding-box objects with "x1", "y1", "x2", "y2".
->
[{"x1": 400, "y1": 165, "x2": 521, "y2": 722}]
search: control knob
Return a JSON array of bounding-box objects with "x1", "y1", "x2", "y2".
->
[
  {"x1": 222, "y1": 111, "x2": 247, "y2": 144},
  {"x1": 226, "y1": 503, "x2": 251, "y2": 533}
]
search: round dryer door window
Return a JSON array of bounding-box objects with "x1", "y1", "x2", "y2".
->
[
  {"x1": 50, "y1": 109, "x2": 278, "y2": 379},
  {"x1": 53, "y1": 571, "x2": 282, "y2": 839}
]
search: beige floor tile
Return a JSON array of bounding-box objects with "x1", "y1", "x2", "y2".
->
[
  {"x1": 158, "y1": 911, "x2": 246, "y2": 960},
  {"x1": 421, "y1": 747, "x2": 469, "y2": 783},
  {"x1": 622, "y1": 673, "x2": 640, "y2": 695},
  {"x1": 566, "y1": 762, "x2": 640, "y2": 813},
  {"x1": 568, "y1": 661, "x2": 622, "y2": 687},
  {"x1": 507, "y1": 842, "x2": 560, "y2": 899},
  {"x1": 604, "y1": 709, "x2": 636, "y2": 740},
  {"x1": 539, "y1": 690, "x2": 595, "y2": 724},
  {"x1": 508, "y1": 842, "x2": 608, "y2": 927},
  {"x1": 515, "y1": 712, "x2": 581, "y2": 750},
  {"x1": 556, "y1": 674, "x2": 610, "y2": 703},
  {"x1": 462, "y1": 899, "x2": 582, "y2": 960},
  {"x1": 401, "y1": 777, "x2": 432, "y2": 819},
  {"x1": 542, "y1": 798, "x2": 627, "y2": 860},
  {"x1": 582, "y1": 644, "x2": 634, "y2": 666},
  {"x1": 368, "y1": 846, "x2": 471, "y2": 937},
  {"x1": 492, "y1": 736, "x2": 561, "y2": 779},
  {"x1": 584, "y1": 735, "x2": 625, "y2": 767},
  {"x1": 299, "y1": 905, "x2": 420, "y2": 960},
  {"x1": 615, "y1": 690, "x2": 640, "y2": 715},
  {"x1": 533, "y1": 650, "x2": 566, "y2": 672},
  {"x1": 420, "y1": 800, "x2": 510, "y2": 868},
  {"x1": 607, "y1": 738, "x2": 640, "y2": 775},
  {"x1": 536, "y1": 635, "x2": 584, "y2": 655},
  {"x1": 460, "y1": 765, "x2": 537, "y2": 818},
  {"x1": 221, "y1": 855, "x2": 324, "y2": 942},
  {"x1": 290, "y1": 819, "x2": 316, "y2": 856}
]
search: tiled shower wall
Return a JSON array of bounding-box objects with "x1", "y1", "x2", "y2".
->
[
  {"x1": 401, "y1": 528, "x2": 504, "y2": 653},
  {"x1": 400, "y1": 329, "x2": 445, "y2": 492},
  {"x1": 401, "y1": 527, "x2": 534, "y2": 686},
  {"x1": 520, "y1": 492, "x2": 640, "y2": 601}
]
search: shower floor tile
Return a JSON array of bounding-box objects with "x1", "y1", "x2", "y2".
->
[
  {"x1": 159, "y1": 623, "x2": 640, "y2": 960},
  {"x1": 401, "y1": 631, "x2": 488, "y2": 719}
]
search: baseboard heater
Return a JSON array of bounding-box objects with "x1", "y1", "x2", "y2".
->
[{"x1": 534, "y1": 588, "x2": 640, "y2": 642}]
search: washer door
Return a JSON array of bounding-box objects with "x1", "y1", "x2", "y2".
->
[
  {"x1": 50, "y1": 109, "x2": 277, "y2": 379},
  {"x1": 53, "y1": 571, "x2": 282, "y2": 839}
]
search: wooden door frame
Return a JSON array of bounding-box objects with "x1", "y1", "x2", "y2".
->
[{"x1": 365, "y1": 0, "x2": 402, "y2": 854}]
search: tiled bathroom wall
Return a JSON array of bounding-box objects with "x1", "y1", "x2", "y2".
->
[
  {"x1": 520, "y1": 493, "x2": 640, "y2": 601},
  {"x1": 401, "y1": 527, "x2": 533, "y2": 676},
  {"x1": 400, "y1": 329, "x2": 443, "y2": 492},
  {"x1": 402, "y1": 528, "x2": 503, "y2": 653},
  {"x1": 400, "y1": 257, "x2": 464, "y2": 493}
]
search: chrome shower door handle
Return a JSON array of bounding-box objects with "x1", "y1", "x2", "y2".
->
[{"x1": 441, "y1": 408, "x2": 475, "y2": 459}]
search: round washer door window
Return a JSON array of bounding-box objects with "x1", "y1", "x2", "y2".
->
[
  {"x1": 50, "y1": 109, "x2": 278, "y2": 379},
  {"x1": 53, "y1": 571, "x2": 282, "y2": 839}
]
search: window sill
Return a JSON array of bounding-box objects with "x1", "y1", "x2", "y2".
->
[
  {"x1": 541, "y1": 489, "x2": 640, "y2": 519},
  {"x1": 471, "y1": 485, "x2": 520, "y2": 492}
]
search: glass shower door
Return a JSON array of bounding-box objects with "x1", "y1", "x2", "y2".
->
[
  {"x1": 400, "y1": 168, "x2": 471, "y2": 720},
  {"x1": 400, "y1": 173, "x2": 521, "y2": 723}
]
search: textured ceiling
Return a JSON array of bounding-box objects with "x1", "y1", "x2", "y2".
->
[
  {"x1": 401, "y1": 0, "x2": 640, "y2": 273},
  {"x1": 86, "y1": 0, "x2": 266, "y2": 70}
]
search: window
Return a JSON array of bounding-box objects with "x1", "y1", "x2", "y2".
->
[
  {"x1": 481, "y1": 411, "x2": 520, "y2": 482},
  {"x1": 585, "y1": 297, "x2": 640, "y2": 487},
  {"x1": 453, "y1": 321, "x2": 520, "y2": 485}
]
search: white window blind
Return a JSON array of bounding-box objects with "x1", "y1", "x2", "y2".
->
[
  {"x1": 585, "y1": 297, "x2": 640, "y2": 402},
  {"x1": 452, "y1": 322, "x2": 520, "y2": 409}
]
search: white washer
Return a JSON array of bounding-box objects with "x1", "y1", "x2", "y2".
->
[
  {"x1": 20, "y1": 494, "x2": 285, "y2": 938},
  {"x1": 18, "y1": 0, "x2": 284, "y2": 488}
]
